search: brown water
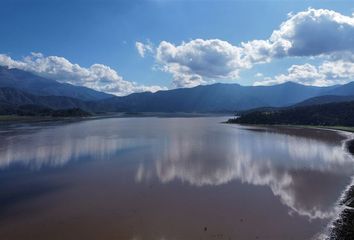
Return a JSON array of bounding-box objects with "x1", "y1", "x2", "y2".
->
[{"x1": 0, "y1": 117, "x2": 353, "y2": 240}]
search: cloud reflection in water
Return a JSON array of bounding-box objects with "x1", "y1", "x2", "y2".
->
[
  {"x1": 0, "y1": 121, "x2": 147, "y2": 169},
  {"x1": 0, "y1": 118, "x2": 353, "y2": 222},
  {"x1": 136, "y1": 128, "x2": 354, "y2": 220}
]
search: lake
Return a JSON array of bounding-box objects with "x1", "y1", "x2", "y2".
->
[{"x1": 0, "y1": 117, "x2": 353, "y2": 240}]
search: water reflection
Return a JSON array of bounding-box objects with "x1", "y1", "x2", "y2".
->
[
  {"x1": 0, "y1": 117, "x2": 353, "y2": 224},
  {"x1": 0, "y1": 120, "x2": 149, "y2": 169},
  {"x1": 134, "y1": 124, "x2": 354, "y2": 220}
]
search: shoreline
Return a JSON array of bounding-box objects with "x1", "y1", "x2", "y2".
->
[
  {"x1": 229, "y1": 123, "x2": 354, "y2": 240},
  {"x1": 0, "y1": 113, "x2": 231, "y2": 126},
  {"x1": 327, "y1": 135, "x2": 354, "y2": 240},
  {"x1": 226, "y1": 122, "x2": 354, "y2": 153}
]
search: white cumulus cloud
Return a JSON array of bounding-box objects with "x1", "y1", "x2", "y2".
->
[
  {"x1": 0, "y1": 53, "x2": 165, "y2": 96},
  {"x1": 141, "y1": 8, "x2": 354, "y2": 87},
  {"x1": 243, "y1": 8, "x2": 354, "y2": 60},
  {"x1": 155, "y1": 39, "x2": 248, "y2": 87},
  {"x1": 254, "y1": 60, "x2": 354, "y2": 86}
]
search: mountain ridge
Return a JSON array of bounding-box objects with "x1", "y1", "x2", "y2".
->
[
  {"x1": 0, "y1": 87, "x2": 90, "y2": 111},
  {"x1": 0, "y1": 66, "x2": 113, "y2": 101},
  {"x1": 89, "y1": 81, "x2": 352, "y2": 112},
  {"x1": 1, "y1": 66, "x2": 354, "y2": 113}
]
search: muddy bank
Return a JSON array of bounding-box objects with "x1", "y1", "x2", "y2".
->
[
  {"x1": 328, "y1": 181, "x2": 354, "y2": 239},
  {"x1": 346, "y1": 139, "x2": 354, "y2": 155},
  {"x1": 327, "y1": 138, "x2": 354, "y2": 240}
]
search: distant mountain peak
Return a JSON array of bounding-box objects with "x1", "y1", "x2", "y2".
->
[
  {"x1": 0, "y1": 66, "x2": 112, "y2": 101},
  {"x1": 278, "y1": 81, "x2": 302, "y2": 86}
]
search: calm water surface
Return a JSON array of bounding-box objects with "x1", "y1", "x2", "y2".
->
[{"x1": 0, "y1": 117, "x2": 353, "y2": 240}]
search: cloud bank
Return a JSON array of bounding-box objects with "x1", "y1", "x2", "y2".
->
[
  {"x1": 138, "y1": 8, "x2": 354, "y2": 87},
  {"x1": 2, "y1": 8, "x2": 353, "y2": 92},
  {"x1": 0, "y1": 53, "x2": 165, "y2": 96},
  {"x1": 254, "y1": 60, "x2": 354, "y2": 86}
]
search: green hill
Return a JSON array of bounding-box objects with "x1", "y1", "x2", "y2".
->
[{"x1": 228, "y1": 101, "x2": 354, "y2": 127}]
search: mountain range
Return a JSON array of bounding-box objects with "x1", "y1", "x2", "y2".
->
[{"x1": 0, "y1": 65, "x2": 353, "y2": 114}]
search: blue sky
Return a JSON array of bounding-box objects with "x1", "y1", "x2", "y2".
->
[{"x1": 1, "y1": 0, "x2": 354, "y2": 95}]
